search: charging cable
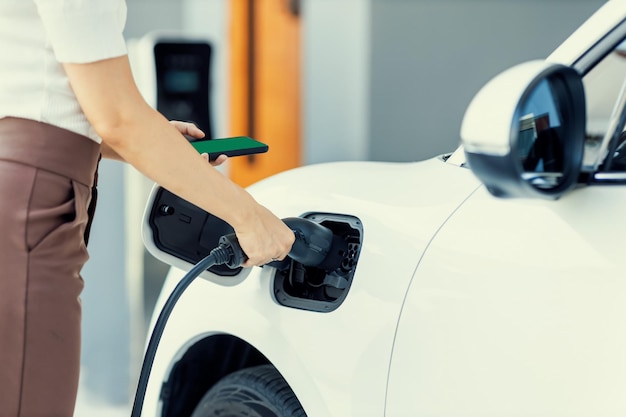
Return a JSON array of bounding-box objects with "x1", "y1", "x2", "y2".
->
[
  {"x1": 130, "y1": 238, "x2": 242, "y2": 417},
  {"x1": 130, "y1": 218, "x2": 339, "y2": 416}
]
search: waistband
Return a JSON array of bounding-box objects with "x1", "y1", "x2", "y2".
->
[{"x1": 0, "y1": 117, "x2": 101, "y2": 187}]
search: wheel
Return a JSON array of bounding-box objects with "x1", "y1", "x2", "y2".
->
[{"x1": 190, "y1": 365, "x2": 307, "y2": 417}]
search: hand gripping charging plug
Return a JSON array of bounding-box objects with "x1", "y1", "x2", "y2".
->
[
  {"x1": 220, "y1": 217, "x2": 347, "y2": 271},
  {"x1": 131, "y1": 215, "x2": 343, "y2": 417}
]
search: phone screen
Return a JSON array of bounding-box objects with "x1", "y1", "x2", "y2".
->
[{"x1": 190, "y1": 136, "x2": 268, "y2": 160}]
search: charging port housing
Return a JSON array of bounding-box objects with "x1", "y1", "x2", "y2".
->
[
  {"x1": 146, "y1": 187, "x2": 364, "y2": 303},
  {"x1": 148, "y1": 188, "x2": 242, "y2": 276},
  {"x1": 273, "y1": 213, "x2": 363, "y2": 312}
]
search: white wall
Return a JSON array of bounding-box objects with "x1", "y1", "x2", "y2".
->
[
  {"x1": 302, "y1": 0, "x2": 371, "y2": 163},
  {"x1": 367, "y1": 0, "x2": 607, "y2": 162},
  {"x1": 304, "y1": 0, "x2": 607, "y2": 164}
]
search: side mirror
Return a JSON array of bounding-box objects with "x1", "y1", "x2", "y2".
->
[{"x1": 461, "y1": 60, "x2": 586, "y2": 199}]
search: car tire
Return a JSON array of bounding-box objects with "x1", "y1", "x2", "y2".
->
[{"x1": 190, "y1": 364, "x2": 307, "y2": 417}]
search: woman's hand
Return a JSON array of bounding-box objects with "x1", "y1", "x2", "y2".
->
[
  {"x1": 233, "y1": 204, "x2": 295, "y2": 268},
  {"x1": 169, "y1": 120, "x2": 228, "y2": 166}
]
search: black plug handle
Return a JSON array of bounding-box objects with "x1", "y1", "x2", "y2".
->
[
  {"x1": 281, "y1": 217, "x2": 333, "y2": 267},
  {"x1": 218, "y1": 217, "x2": 336, "y2": 269}
]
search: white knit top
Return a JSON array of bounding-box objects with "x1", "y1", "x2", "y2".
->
[{"x1": 0, "y1": 0, "x2": 128, "y2": 141}]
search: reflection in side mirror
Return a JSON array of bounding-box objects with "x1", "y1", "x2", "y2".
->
[
  {"x1": 461, "y1": 61, "x2": 586, "y2": 199},
  {"x1": 517, "y1": 80, "x2": 564, "y2": 189}
]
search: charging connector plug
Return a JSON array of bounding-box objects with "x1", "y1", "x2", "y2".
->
[{"x1": 283, "y1": 217, "x2": 348, "y2": 271}]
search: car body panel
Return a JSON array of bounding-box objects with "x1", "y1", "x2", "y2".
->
[
  {"x1": 142, "y1": 158, "x2": 481, "y2": 417},
  {"x1": 388, "y1": 184, "x2": 626, "y2": 416}
]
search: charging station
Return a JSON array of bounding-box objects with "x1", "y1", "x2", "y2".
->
[
  {"x1": 130, "y1": 33, "x2": 214, "y2": 136},
  {"x1": 155, "y1": 41, "x2": 213, "y2": 136}
]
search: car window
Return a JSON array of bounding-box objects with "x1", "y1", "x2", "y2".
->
[{"x1": 582, "y1": 38, "x2": 626, "y2": 171}]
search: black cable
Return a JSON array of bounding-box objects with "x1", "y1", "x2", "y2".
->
[
  {"x1": 129, "y1": 219, "x2": 333, "y2": 416},
  {"x1": 130, "y1": 244, "x2": 233, "y2": 417}
]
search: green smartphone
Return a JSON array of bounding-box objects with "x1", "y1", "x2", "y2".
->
[{"x1": 190, "y1": 136, "x2": 269, "y2": 160}]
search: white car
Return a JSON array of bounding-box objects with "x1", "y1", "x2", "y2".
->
[{"x1": 139, "y1": 1, "x2": 626, "y2": 416}]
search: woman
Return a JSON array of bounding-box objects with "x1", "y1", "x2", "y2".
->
[{"x1": 0, "y1": 1, "x2": 294, "y2": 416}]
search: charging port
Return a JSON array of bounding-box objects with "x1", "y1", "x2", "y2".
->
[{"x1": 273, "y1": 213, "x2": 363, "y2": 312}]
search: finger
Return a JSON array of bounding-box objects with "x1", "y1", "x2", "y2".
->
[
  {"x1": 170, "y1": 120, "x2": 205, "y2": 139},
  {"x1": 199, "y1": 153, "x2": 227, "y2": 166},
  {"x1": 240, "y1": 251, "x2": 270, "y2": 268},
  {"x1": 210, "y1": 154, "x2": 228, "y2": 166},
  {"x1": 242, "y1": 259, "x2": 262, "y2": 268}
]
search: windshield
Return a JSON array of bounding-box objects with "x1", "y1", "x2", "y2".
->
[{"x1": 582, "y1": 38, "x2": 626, "y2": 171}]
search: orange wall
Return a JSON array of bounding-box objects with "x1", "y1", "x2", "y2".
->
[{"x1": 229, "y1": 0, "x2": 301, "y2": 187}]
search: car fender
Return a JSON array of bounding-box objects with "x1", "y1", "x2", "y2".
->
[{"x1": 142, "y1": 157, "x2": 481, "y2": 417}]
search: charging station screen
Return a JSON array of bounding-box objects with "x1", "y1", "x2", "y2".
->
[
  {"x1": 164, "y1": 70, "x2": 199, "y2": 93},
  {"x1": 154, "y1": 41, "x2": 213, "y2": 137}
]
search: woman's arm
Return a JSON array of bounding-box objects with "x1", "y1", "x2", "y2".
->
[
  {"x1": 101, "y1": 120, "x2": 227, "y2": 165},
  {"x1": 63, "y1": 55, "x2": 293, "y2": 266},
  {"x1": 100, "y1": 141, "x2": 123, "y2": 161}
]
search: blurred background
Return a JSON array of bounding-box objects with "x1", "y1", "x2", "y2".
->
[{"x1": 75, "y1": 0, "x2": 606, "y2": 415}]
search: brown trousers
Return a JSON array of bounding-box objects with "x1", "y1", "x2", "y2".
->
[{"x1": 0, "y1": 117, "x2": 101, "y2": 417}]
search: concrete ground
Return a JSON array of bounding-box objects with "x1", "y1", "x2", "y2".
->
[{"x1": 74, "y1": 373, "x2": 131, "y2": 417}]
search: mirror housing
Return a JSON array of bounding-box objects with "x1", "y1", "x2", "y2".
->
[{"x1": 461, "y1": 60, "x2": 586, "y2": 199}]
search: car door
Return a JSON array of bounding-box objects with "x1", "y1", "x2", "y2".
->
[
  {"x1": 389, "y1": 186, "x2": 626, "y2": 416},
  {"x1": 387, "y1": 13, "x2": 626, "y2": 417}
]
